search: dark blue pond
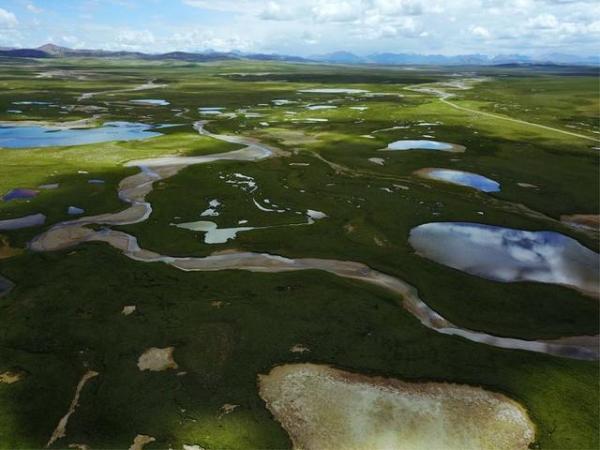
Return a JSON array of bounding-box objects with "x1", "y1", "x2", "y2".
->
[
  {"x1": 0, "y1": 121, "x2": 162, "y2": 148},
  {"x1": 3, "y1": 188, "x2": 39, "y2": 201}
]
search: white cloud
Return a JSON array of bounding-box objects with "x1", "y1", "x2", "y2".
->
[
  {"x1": 182, "y1": 0, "x2": 256, "y2": 13},
  {"x1": 259, "y1": 2, "x2": 300, "y2": 20},
  {"x1": 368, "y1": 0, "x2": 425, "y2": 16},
  {"x1": 301, "y1": 30, "x2": 320, "y2": 44},
  {"x1": 527, "y1": 13, "x2": 559, "y2": 29},
  {"x1": 26, "y1": 3, "x2": 43, "y2": 14},
  {"x1": 0, "y1": 8, "x2": 18, "y2": 28},
  {"x1": 60, "y1": 35, "x2": 85, "y2": 48},
  {"x1": 2, "y1": 0, "x2": 599, "y2": 57},
  {"x1": 168, "y1": 29, "x2": 255, "y2": 52},
  {"x1": 471, "y1": 25, "x2": 491, "y2": 38},
  {"x1": 114, "y1": 29, "x2": 156, "y2": 50},
  {"x1": 312, "y1": 1, "x2": 359, "y2": 22}
]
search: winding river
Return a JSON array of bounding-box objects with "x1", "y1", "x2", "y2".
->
[{"x1": 25, "y1": 121, "x2": 599, "y2": 361}]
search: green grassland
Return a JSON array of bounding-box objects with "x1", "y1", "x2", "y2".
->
[{"x1": 0, "y1": 57, "x2": 598, "y2": 449}]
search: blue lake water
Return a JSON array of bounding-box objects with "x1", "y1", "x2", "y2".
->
[
  {"x1": 386, "y1": 140, "x2": 456, "y2": 151},
  {"x1": 68, "y1": 206, "x2": 85, "y2": 215},
  {"x1": 419, "y1": 169, "x2": 500, "y2": 192},
  {"x1": 409, "y1": 222, "x2": 599, "y2": 295},
  {"x1": 130, "y1": 99, "x2": 170, "y2": 106},
  {"x1": 0, "y1": 121, "x2": 162, "y2": 149},
  {"x1": 3, "y1": 188, "x2": 39, "y2": 201}
]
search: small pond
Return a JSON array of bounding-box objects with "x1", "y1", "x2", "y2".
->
[
  {"x1": 298, "y1": 88, "x2": 370, "y2": 94},
  {"x1": 130, "y1": 99, "x2": 170, "y2": 106},
  {"x1": 415, "y1": 168, "x2": 500, "y2": 192},
  {"x1": 383, "y1": 140, "x2": 465, "y2": 152},
  {"x1": 3, "y1": 188, "x2": 39, "y2": 201}
]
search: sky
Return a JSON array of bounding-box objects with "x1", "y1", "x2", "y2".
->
[{"x1": 0, "y1": 0, "x2": 598, "y2": 56}]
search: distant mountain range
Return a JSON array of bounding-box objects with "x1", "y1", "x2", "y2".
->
[
  {"x1": 0, "y1": 43, "x2": 308, "y2": 63},
  {"x1": 0, "y1": 43, "x2": 598, "y2": 66}
]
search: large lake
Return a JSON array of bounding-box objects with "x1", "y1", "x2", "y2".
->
[
  {"x1": 409, "y1": 222, "x2": 599, "y2": 295},
  {"x1": 0, "y1": 121, "x2": 161, "y2": 148}
]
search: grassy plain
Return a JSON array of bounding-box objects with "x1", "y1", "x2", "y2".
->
[{"x1": 0, "y1": 57, "x2": 598, "y2": 449}]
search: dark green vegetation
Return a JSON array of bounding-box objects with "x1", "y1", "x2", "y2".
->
[
  {"x1": 0, "y1": 57, "x2": 598, "y2": 449},
  {"x1": 0, "y1": 245, "x2": 597, "y2": 448}
]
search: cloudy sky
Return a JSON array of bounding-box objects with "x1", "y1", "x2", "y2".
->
[{"x1": 0, "y1": 0, "x2": 598, "y2": 56}]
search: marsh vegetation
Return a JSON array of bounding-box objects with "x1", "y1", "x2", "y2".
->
[{"x1": 0, "y1": 58, "x2": 597, "y2": 449}]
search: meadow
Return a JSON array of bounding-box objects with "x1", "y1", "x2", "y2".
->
[{"x1": 0, "y1": 57, "x2": 598, "y2": 449}]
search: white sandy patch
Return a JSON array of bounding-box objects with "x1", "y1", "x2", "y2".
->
[
  {"x1": 222, "y1": 173, "x2": 257, "y2": 193},
  {"x1": 372, "y1": 125, "x2": 411, "y2": 133},
  {"x1": 272, "y1": 99, "x2": 296, "y2": 106},
  {"x1": 219, "y1": 403, "x2": 240, "y2": 418},
  {"x1": 0, "y1": 370, "x2": 24, "y2": 384},
  {"x1": 291, "y1": 118, "x2": 329, "y2": 123},
  {"x1": 46, "y1": 370, "x2": 99, "y2": 448},
  {"x1": 68, "y1": 444, "x2": 90, "y2": 450},
  {"x1": 259, "y1": 364, "x2": 535, "y2": 450},
  {"x1": 137, "y1": 347, "x2": 178, "y2": 371},
  {"x1": 183, "y1": 445, "x2": 205, "y2": 450},
  {"x1": 129, "y1": 434, "x2": 156, "y2": 450},
  {"x1": 305, "y1": 105, "x2": 337, "y2": 110},
  {"x1": 290, "y1": 344, "x2": 310, "y2": 353},
  {"x1": 306, "y1": 210, "x2": 327, "y2": 220},
  {"x1": 122, "y1": 305, "x2": 136, "y2": 316},
  {"x1": 253, "y1": 198, "x2": 286, "y2": 213},
  {"x1": 201, "y1": 199, "x2": 222, "y2": 217},
  {"x1": 39, "y1": 183, "x2": 60, "y2": 190}
]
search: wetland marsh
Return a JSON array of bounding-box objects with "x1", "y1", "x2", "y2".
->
[{"x1": 0, "y1": 57, "x2": 597, "y2": 450}]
